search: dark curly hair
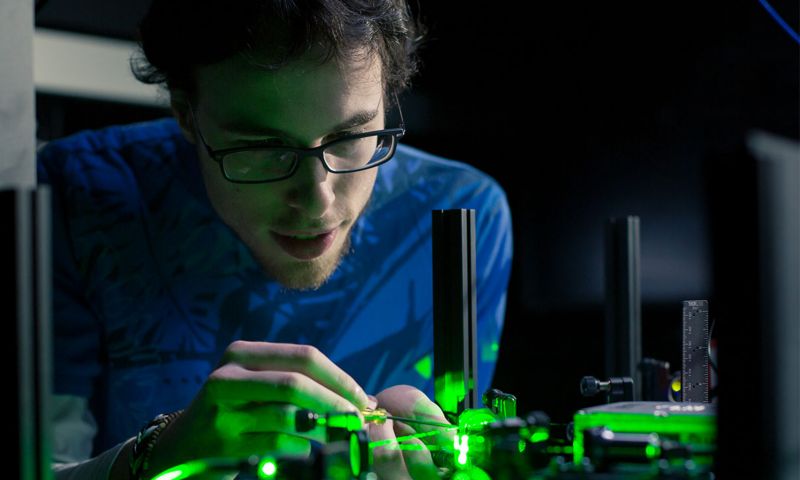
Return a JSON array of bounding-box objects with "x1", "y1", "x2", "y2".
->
[{"x1": 130, "y1": 0, "x2": 426, "y2": 102}]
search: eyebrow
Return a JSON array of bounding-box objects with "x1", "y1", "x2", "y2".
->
[{"x1": 220, "y1": 107, "x2": 381, "y2": 140}]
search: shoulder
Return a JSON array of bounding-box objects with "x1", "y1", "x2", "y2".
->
[
  {"x1": 373, "y1": 143, "x2": 509, "y2": 218},
  {"x1": 37, "y1": 117, "x2": 186, "y2": 189},
  {"x1": 355, "y1": 143, "x2": 512, "y2": 265}
]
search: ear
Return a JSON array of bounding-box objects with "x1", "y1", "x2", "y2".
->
[{"x1": 169, "y1": 89, "x2": 196, "y2": 144}]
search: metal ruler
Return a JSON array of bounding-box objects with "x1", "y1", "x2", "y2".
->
[{"x1": 682, "y1": 300, "x2": 709, "y2": 403}]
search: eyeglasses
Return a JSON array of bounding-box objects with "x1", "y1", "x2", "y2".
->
[{"x1": 189, "y1": 94, "x2": 405, "y2": 184}]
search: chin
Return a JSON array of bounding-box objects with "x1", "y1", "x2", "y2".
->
[
  {"x1": 272, "y1": 262, "x2": 337, "y2": 291},
  {"x1": 261, "y1": 231, "x2": 351, "y2": 291}
]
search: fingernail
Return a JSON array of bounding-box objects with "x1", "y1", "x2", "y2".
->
[{"x1": 353, "y1": 387, "x2": 369, "y2": 409}]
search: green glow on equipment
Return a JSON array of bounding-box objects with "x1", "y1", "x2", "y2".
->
[
  {"x1": 546, "y1": 446, "x2": 573, "y2": 455},
  {"x1": 671, "y1": 378, "x2": 681, "y2": 392},
  {"x1": 151, "y1": 471, "x2": 184, "y2": 480},
  {"x1": 350, "y1": 433, "x2": 361, "y2": 477},
  {"x1": 645, "y1": 444, "x2": 660, "y2": 459},
  {"x1": 457, "y1": 409, "x2": 497, "y2": 433},
  {"x1": 452, "y1": 466, "x2": 492, "y2": 480},
  {"x1": 150, "y1": 460, "x2": 207, "y2": 480},
  {"x1": 454, "y1": 435, "x2": 470, "y2": 466},
  {"x1": 529, "y1": 428, "x2": 549, "y2": 443},
  {"x1": 414, "y1": 355, "x2": 432, "y2": 379},
  {"x1": 327, "y1": 413, "x2": 363, "y2": 431},
  {"x1": 258, "y1": 457, "x2": 277, "y2": 479},
  {"x1": 517, "y1": 440, "x2": 526, "y2": 453},
  {"x1": 572, "y1": 404, "x2": 716, "y2": 466},
  {"x1": 435, "y1": 371, "x2": 466, "y2": 415}
]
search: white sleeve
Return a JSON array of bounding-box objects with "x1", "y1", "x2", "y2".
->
[{"x1": 51, "y1": 394, "x2": 134, "y2": 480}]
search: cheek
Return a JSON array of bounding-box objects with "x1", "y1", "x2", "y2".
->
[
  {"x1": 340, "y1": 169, "x2": 378, "y2": 204},
  {"x1": 201, "y1": 164, "x2": 279, "y2": 229}
]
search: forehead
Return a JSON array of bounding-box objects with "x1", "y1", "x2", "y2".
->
[{"x1": 194, "y1": 51, "x2": 384, "y2": 137}]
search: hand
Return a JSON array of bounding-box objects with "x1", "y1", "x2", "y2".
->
[
  {"x1": 368, "y1": 385, "x2": 452, "y2": 480},
  {"x1": 145, "y1": 341, "x2": 369, "y2": 475}
]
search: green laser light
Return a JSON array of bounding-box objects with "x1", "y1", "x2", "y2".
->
[
  {"x1": 258, "y1": 458, "x2": 277, "y2": 479},
  {"x1": 529, "y1": 429, "x2": 550, "y2": 443},
  {"x1": 645, "y1": 444, "x2": 661, "y2": 459},
  {"x1": 150, "y1": 460, "x2": 208, "y2": 480},
  {"x1": 671, "y1": 378, "x2": 681, "y2": 392},
  {"x1": 152, "y1": 471, "x2": 184, "y2": 480},
  {"x1": 454, "y1": 434, "x2": 470, "y2": 466},
  {"x1": 350, "y1": 433, "x2": 362, "y2": 477},
  {"x1": 517, "y1": 440, "x2": 527, "y2": 453}
]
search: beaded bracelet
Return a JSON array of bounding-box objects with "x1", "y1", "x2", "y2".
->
[{"x1": 129, "y1": 410, "x2": 184, "y2": 480}]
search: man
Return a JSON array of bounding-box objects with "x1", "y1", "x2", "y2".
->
[{"x1": 40, "y1": 1, "x2": 512, "y2": 479}]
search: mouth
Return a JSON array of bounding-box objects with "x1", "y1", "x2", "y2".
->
[{"x1": 270, "y1": 227, "x2": 340, "y2": 260}]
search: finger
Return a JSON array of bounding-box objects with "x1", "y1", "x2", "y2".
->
[
  {"x1": 367, "y1": 394, "x2": 378, "y2": 409},
  {"x1": 222, "y1": 341, "x2": 369, "y2": 409},
  {"x1": 368, "y1": 420, "x2": 411, "y2": 480},
  {"x1": 376, "y1": 385, "x2": 452, "y2": 447},
  {"x1": 392, "y1": 420, "x2": 416, "y2": 438},
  {"x1": 215, "y1": 403, "x2": 327, "y2": 443},
  {"x1": 376, "y1": 385, "x2": 449, "y2": 424},
  {"x1": 371, "y1": 421, "x2": 439, "y2": 480},
  {"x1": 391, "y1": 418, "x2": 453, "y2": 458},
  {"x1": 398, "y1": 437, "x2": 439, "y2": 480},
  {"x1": 206, "y1": 364, "x2": 363, "y2": 417}
]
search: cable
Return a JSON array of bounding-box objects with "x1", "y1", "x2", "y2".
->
[
  {"x1": 758, "y1": 0, "x2": 800, "y2": 45},
  {"x1": 384, "y1": 416, "x2": 456, "y2": 429},
  {"x1": 362, "y1": 407, "x2": 456, "y2": 429}
]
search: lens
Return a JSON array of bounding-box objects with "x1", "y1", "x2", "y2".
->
[
  {"x1": 222, "y1": 149, "x2": 296, "y2": 181},
  {"x1": 324, "y1": 133, "x2": 394, "y2": 171},
  {"x1": 218, "y1": 132, "x2": 397, "y2": 182}
]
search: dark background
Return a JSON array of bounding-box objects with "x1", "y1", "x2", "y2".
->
[{"x1": 35, "y1": 0, "x2": 799, "y2": 474}]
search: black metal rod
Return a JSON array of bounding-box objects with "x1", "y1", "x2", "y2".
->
[
  {"x1": 604, "y1": 216, "x2": 642, "y2": 400},
  {"x1": 432, "y1": 209, "x2": 478, "y2": 414},
  {"x1": 3, "y1": 188, "x2": 52, "y2": 480},
  {"x1": 34, "y1": 187, "x2": 53, "y2": 480}
]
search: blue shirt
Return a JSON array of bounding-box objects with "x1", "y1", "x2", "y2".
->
[{"x1": 38, "y1": 118, "x2": 513, "y2": 454}]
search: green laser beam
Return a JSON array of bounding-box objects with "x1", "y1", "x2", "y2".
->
[
  {"x1": 382, "y1": 444, "x2": 448, "y2": 452},
  {"x1": 368, "y1": 429, "x2": 440, "y2": 449},
  {"x1": 454, "y1": 435, "x2": 469, "y2": 466},
  {"x1": 150, "y1": 460, "x2": 207, "y2": 480},
  {"x1": 381, "y1": 444, "x2": 430, "y2": 451}
]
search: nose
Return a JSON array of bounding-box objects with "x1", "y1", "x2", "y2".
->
[{"x1": 284, "y1": 154, "x2": 335, "y2": 219}]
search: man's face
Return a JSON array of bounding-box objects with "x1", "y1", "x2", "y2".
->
[{"x1": 181, "y1": 52, "x2": 385, "y2": 290}]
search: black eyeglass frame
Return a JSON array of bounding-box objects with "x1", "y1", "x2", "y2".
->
[{"x1": 189, "y1": 92, "x2": 406, "y2": 184}]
